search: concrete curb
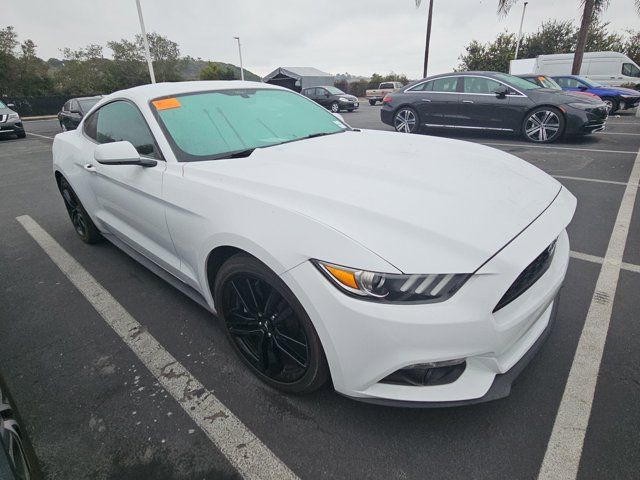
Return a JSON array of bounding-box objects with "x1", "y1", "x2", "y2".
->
[{"x1": 23, "y1": 115, "x2": 58, "y2": 121}]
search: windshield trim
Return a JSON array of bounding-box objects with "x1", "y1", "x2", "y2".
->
[{"x1": 149, "y1": 87, "x2": 352, "y2": 162}]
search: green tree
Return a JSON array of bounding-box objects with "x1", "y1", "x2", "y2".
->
[
  {"x1": 140, "y1": 32, "x2": 181, "y2": 82},
  {"x1": 0, "y1": 26, "x2": 19, "y2": 95},
  {"x1": 53, "y1": 44, "x2": 114, "y2": 95},
  {"x1": 17, "y1": 39, "x2": 52, "y2": 95},
  {"x1": 624, "y1": 30, "x2": 640, "y2": 66},
  {"x1": 457, "y1": 32, "x2": 517, "y2": 72},
  {"x1": 198, "y1": 62, "x2": 236, "y2": 80},
  {"x1": 519, "y1": 20, "x2": 576, "y2": 59}
]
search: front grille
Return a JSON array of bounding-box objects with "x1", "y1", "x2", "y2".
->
[{"x1": 493, "y1": 240, "x2": 557, "y2": 313}]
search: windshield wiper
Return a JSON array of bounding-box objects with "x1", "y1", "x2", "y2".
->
[{"x1": 215, "y1": 148, "x2": 256, "y2": 160}]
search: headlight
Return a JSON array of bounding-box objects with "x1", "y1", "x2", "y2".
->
[
  {"x1": 338, "y1": 97, "x2": 349, "y2": 102},
  {"x1": 313, "y1": 260, "x2": 470, "y2": 303},
  {"x1": 567, "y1": 102, "x2": 597, "y2": 110},
  {"x1": 8, "y1": 113, "x2": 19, "y2": 119}
]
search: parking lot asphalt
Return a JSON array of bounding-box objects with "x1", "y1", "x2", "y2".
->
[{"x1": 1, "y1": 104, "x2": 639, "y2": 480}]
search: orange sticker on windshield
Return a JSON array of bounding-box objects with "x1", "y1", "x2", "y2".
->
[{"x1": 152, "y1": 97, "x2": 181, "y2": 110}]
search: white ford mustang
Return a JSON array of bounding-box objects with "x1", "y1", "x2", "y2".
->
[{"x1": 52, "y1": 81, "x2": 576, "y2": 406}]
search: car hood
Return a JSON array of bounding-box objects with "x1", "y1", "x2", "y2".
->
[
  {"x1": 597, "y1": 86, "x2": 640, "y2": 96},
  {"x1": 529, "y1": 88, "x2": 602, "y2": 104},
  {"x1": 184, "y1": 130, "x2": 562, "y2": 273}
]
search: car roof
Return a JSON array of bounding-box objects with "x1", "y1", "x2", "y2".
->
[{"x1": 104, "y1": 81, "x2": 281, "y2": 104}]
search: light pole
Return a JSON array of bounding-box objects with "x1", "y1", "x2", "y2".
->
[
  {"x1": 234, "y1": 36, "x2": 244, "y2": 81},
  {"x1": 135, "y1": 0, "x2": 155, "y2": 83},
  {"x1": 514, "y1": 1, "x2": 528, "y2": 60}
]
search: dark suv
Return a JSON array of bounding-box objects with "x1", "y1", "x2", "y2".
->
[
  {"x1": 301, "y1": 86, "x2": 359, "y2": 113},
  {"x1": 57, "y1": 96, "x2": 101, "y2": 131}
]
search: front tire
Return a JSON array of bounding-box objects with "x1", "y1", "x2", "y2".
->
[
  {"x1": 393, "y1": 106, "x2": 419, "y2": 133},
  {"x1": 522, "y1": 107, "x2": 564, "y2": 143},
  {"x1": 330, "y1": 101, "x2": 340, "y2": 113},
  {"x1": 58, "y1": 177, "x2": 102, "y2": 244},
  {"x1": 602, "y1": 98, "x2": 619, "y2": 114},
  {"x1": 214, "y1": 254, "x2": 328, "y2": 394},
  {"x1": 369, "y1": 99, "x2": 377, "y2": 106},
  {"x1": 16, "y1": 131, "x2": 26, "y2": 139}
]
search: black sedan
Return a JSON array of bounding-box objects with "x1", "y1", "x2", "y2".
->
[
  {"x1": 380, "y1": 72, "x2": 608, "y2": 143},
  {"x1": 57, "y1": 96, "x2": 101, "y2": 131},
  {"x1": 301, "y1": 86, "x2": 359, "y2": 113}
]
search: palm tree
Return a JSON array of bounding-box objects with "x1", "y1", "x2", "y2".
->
[
  {"x1": 415, "y1": 0, "x2": 434, "y2": 78},
  {"x1": 497, "y1": 0, "x2": 640, "y2": 75}
]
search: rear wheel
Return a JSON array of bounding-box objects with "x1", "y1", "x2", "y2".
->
[
  {"x1": 602, "y1": 98, "x2": 619, "y2": 114},
  {"x1": 522, "y1": 107, "x2": 564, "y2": 143},
  {"x1": 393, "y1": 106, "x2": 419, "y2": 133},
  {"x1": 214, "y1": 254, "x2": 328, "y2": 394},
  {"x1": 58, "y1": 177, "x2": 102, "y2": 244}
]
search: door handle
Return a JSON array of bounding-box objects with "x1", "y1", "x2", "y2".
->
[
  {"x1": 83, "y1": 163, "x2": 97, "y2": 173},
  {"x1": 421, "y1": 98, "x2": 431, "y2": 102},
  {"x1": 462, "y1": 100, "x2": 474, "y2": 104}
]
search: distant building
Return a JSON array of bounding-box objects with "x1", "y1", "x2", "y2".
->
[{"x1": 263, "y1": 67, "x2": 335, "y2": 92}]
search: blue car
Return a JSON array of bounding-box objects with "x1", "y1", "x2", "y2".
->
[{"x1": 552, "y1": 75, "x2": 640, "y2": 114}]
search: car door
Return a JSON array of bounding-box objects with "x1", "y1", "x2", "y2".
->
[
  {"x1": 315, "y1": 88, "x2": 330, "y2": 107},
  {"x1": 82, "y1": 100, "x2": 181, "y2": 275},
  {"x1": 458, "y1": 76, "x2": 515, "y2": 130},
  {"x1": 409, "y1": 76, "x2": 461, "y2": 127}
]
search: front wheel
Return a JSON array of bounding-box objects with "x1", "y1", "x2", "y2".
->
[
  {"x1": 368, "y1": 99, "x2": 377, "y2": 106},
  {"x1": 393, "y1": 107, "x2": 419, "y2": 133},
  {"x1": 522, "y1": 107, "x2": 564, "y2": 143},
  {"x1": 602, "y1": 98, "x2": 619, "y2": 114},
  {"x1": 214, "y1": 254, "x2": 328, "y2": 394},
  {"x1": 330, "y1": 102, "x2": 340, "y2": 113}
]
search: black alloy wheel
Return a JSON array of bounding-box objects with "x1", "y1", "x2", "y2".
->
[
  {"x1": 522, "y1": 107, "x2": 565, "y2": 143},
  {"x1": 215, "y1": 254, "x2": 328, "y2": 393},
  {"x1": 394, "y1": 107, "x2": 419, "y2": 133},
  {"x1": 58, "y1": 177, "x2": 102, "y2": 244}
]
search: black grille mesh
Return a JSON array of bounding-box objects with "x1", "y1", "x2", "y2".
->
[{"x1": 493, "y1": 240, "x2": 556, "y2": 313}]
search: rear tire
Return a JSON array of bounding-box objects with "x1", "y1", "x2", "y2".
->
[
  {"x1": 369, "y1": 99, "x2": 377, "y2": 106},
  {"x1": 214, "y1": 254, "x2": 329, "y2": 394},
  {"x1": 522, "y1": 107, "x2": 564, "y2": 143},
  {"x1": 58, "y1": 177, "x2": 102, "y2": 244},
  {"x1": 393, "y1": 106, "x2": 420, "y2": 134}
]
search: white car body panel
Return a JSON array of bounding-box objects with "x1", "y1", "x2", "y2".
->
[{"x1": 52, "y1": 81, "x2": 577, "y2": 404}]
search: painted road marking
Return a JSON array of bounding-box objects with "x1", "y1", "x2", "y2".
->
[
  {"x1": 570, "y1": 250, "x2": 640, "y2": 274},
  {"x1": 539, "y1": 146, "x2": 640, "y2": 480},
  {"x1": 16, "y1": 215, "x2": 298, "y2": 480},
  {"x1": 483, "y1": 142, "x2": 637, "y2": 154},
  {"x1": 26, "y1": 132, "x2": 55, "y2": 140},
  {"x1": 553, "y1": 175, "x2": 627, "y2": 186},
  {"x1": 600, "y1": 132, "x2": 640, "y2": 136}
]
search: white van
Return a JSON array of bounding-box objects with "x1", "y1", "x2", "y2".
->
[{"x1": 510, "y1": 51, "x2": 640, "y2": 86}]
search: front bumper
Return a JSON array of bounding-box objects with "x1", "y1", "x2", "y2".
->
[
  {"x1": 564, "y1": 104, "x2": 608, "y2": 134},
  {"x1": 281, "y1": 188, "x2": 575, "y2": 406},
  {"x1": 0, "y1": 120, "x2": 24, "y2": 135},
  {"x1": 622, "y1": 97, "x2": 640, "y2": 110}
]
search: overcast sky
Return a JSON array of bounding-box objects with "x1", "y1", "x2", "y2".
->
[{"x1": 6, "y1": 0, "x2": 638, "y2": 79}]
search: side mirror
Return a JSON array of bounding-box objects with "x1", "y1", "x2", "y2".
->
[
  {"x1": 325, "y1": 93, "x2": 330, "y2": 98},
  {"x1": 494, "y1": 85, "x2": 509, "y2": 98},
  {"x1": 94, "y1": 141, "x2": 157, "y2": 167}
]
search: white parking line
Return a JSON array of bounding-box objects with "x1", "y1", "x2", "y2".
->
[
  {"x1": 553, "y1": 175, "x2": 627, "y2": 186},
  {"x1": 15, "y1": 215, "x2": 298, "y2": 480},
  {"x1": 600, "y1": 132, "x2": 640, "y2": 136},
  {"x1": 539, "y1": 147, "x2": 640, "y2": 480},
  {"x1": 26, "y1": 132, "x2": 54, "y2": 140},
  {"x1": 483, "y1": 142, "x2": 637, "y2": 155},
  {"x1": 570, "y1": 250, "x2": 640, "y2": 274}
]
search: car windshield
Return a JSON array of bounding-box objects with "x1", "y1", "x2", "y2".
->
[
  {"x1": 536, "y1": 76, "x2": 562, "y2": 89},
  {"x1": 325, "y1": 86, "x2": 345, "y2": 95},
  {"x1": 153, "y1": 88, "x2": 348, "y2": 161},
  {"x1": 575, "y1": 76, "x2": 603, "y2": 87},
  {"x1": 79, "y1": 98, "x2": 99, "y2": 113},
  {"x1": 494, "y1": 73, "x2": 541, "y2": 90}
]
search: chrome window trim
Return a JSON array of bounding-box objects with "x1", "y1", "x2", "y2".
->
[{"x1": 405, "y1": 74, "x2": 528, "y2": 97}]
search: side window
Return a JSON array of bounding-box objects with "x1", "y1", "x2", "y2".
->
[
  {"x1": 431, "y1": 77, "x2": 459, "y2": 93},
  {"x1": 317, "y1": 88, "x2": 327, "y2": 96},
  {"x1": 62, "y1": 101, "x2": 70, "y2": 112},
  {"x1": 95, "y1": 101, "x2": 160, "y2": 159},
  {"x1": 555, "y1": 77, "x2": 571, "y2": 88},
  {"x1": 84, "y1": 111, "x2": 98, "y2": 140},
  {"x1": 70, "y1": 100, "x2": 79, "y2": 112},
  {"x1": 622, "y1": 63, "x2": 640, "y2": 77},
  {"x1": 410, "y1": 81, "x2": 433, "y2": 92},
  {"x1": 462, "y1": 77, "x2": 502, "y2": 94},
  {"x1": 558, "y1": 77, "x2": 582, "y2": 88}
]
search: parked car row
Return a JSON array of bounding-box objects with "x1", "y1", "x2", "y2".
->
[
  {"x1": 57, "y1": 96, "x2": 102, "y2": 131},
  {"x1": 380, "y1": 71, "x2": 612, "y2": 143}
]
